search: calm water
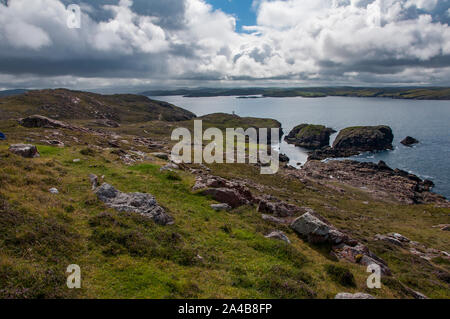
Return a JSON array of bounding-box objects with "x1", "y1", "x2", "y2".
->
[{"x1": 151, "y1": 95, "x2": 450, "y2": 199}]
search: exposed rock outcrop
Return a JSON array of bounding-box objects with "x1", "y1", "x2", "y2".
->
[
  {"x1": 291, "y1": 211, "x2": 391, "y2": 275},
  {"x1": 285, "y1": 124, "x2": 336, "y2": 149},
  {"x1": 257, "y1": 198, "x2": 303, "y2": 217},
  {"x1": 401, "y1": 136, "x2": 419, "y2": 146},
  {"x1": 201, "y1": 188, "x2": 251, "y2": 209},
  {"x1": 290, "y1": 160, "x2": 448, "y2": 205},
  {"x1": 333, "y1": 125, "x2": 394, "y2": 152},
  {"x1": 309, "y1": 125, "x2": 394, "y2": 160},
  {"x1": 290, "y1": 212, "x2": 354, "y2": 245},
  {"x1": 19, "y1": 115, "x2": 70, "y2": 129},
  {"x1": 375, "y1": 232, "x2": 450, "y2": 262},
  {"x1": 194, "y1": 175, "x2": 254, "y2": 208},
  {"x1": 94, "y1": 183, "x2": 173, "y2": 225},
  {"x1": 9, "y1": 144, "x2": 40, "y2": 158}
]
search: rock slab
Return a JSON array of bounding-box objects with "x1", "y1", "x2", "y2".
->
[
  {"x1": 94, "y1": 183, "x2": 173, "y2": 225},
  {"x1": 9, "y1": 144, "x2": 40, "y2": 158}
]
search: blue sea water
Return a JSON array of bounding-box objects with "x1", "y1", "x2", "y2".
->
[{"x1": 150, "y1": 95, "x2": 450, "y2": 199}]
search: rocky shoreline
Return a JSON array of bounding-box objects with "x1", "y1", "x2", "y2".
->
[{"x1": 289, "y1": 159, "x2": 448, "y2": 205}]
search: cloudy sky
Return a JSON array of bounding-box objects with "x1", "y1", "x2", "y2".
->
[{"x1": 0, "y1": 0, "x2": 449, "y2": 91}]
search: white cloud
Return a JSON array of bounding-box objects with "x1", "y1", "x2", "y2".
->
[{"x1": 0, "y1": 0, "x2": 449, "y2": 88}]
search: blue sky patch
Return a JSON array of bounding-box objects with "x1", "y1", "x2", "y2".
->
[{"x1": 207, "y1": 0, "x2": 256, "y2": 31}]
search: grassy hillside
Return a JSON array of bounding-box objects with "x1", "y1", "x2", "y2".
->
[
  {"x1": 0, "y1": 89, "x2": 196, "y2": 122},
  {"x1": 0, "y1": 124, "x2": 448, "y2": 299},
  {"x1": 0, "y1": 90, "x2": 448, "y2": 299}
]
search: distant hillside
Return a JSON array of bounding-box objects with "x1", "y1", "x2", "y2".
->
[
  {"x1": 0, "y1": 89, "x2": 196, "y2": 122},
  {"x1": 0, "y1": 89, "x2": 28, "y2": 97},
  {"x1": 141, "y1": 87, "x2": 450, "y2": 100}
]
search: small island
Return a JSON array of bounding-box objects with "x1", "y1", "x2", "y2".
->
[{"x1": 285, "y1": 124, "x2": 336, "y2": 149}]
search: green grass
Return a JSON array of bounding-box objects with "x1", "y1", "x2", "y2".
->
[{"x1": 0, "y1": 118, "x2": 449, "y2": 299}]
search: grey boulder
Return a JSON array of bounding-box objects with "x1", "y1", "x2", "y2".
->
[
  {"x1": 9, "y1": 144, "x2": 40, "y2": 158},
  {"x1": 94, "y1": 183, "x2": 173, "y2": 225},
  {"x1": 210, "y1": 203, "x2": 232, "y2": 211},
  {"x1": 290, "y1": 212, "x2": 350, "y2": 245},
  {"x1": 265, "y1": 231, "x2": 291, "y2": 244}
]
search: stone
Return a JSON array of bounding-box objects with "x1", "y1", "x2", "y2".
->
[
  {"x1": 160, "y1": 163, "x2": 179, "y2": 172},
  {"x1": 94, "y1": 183, "x2": 173, "y2": 225},
  {"x1": 290, "y1": 212, "x2": 350, "y2": 245},
  {"x1": 43, "y1": 140, "x2": 64, "y2": 148},
  {"x1": 265, "y1": 231, "x2": 291, "y2": 244},
  {"x1": 261, "y1": 214, "x2": 290, "y2": 225},
  {"x1": 89, "y1": 174, "x2": 98, "y2": 190},
  {"x1": 201, "y1": 188, "x2": 250, "y2": 209},
  {"x1": 108, "y1": 140, "x2": 120, "y2": 148},
  {"x1": 19, "y1": 115, "x2": 69, "y2": 129},
  {"x1": 152, "y1": 152, "x2": 169, "y2": 160},
  {"x1": 401, "y1": 136, "x2": 419, "y2": 146},
  {"x1": 9, "y1": 144, "x2": 40, "y2": 158},
  {"x1": 73, "y1": 159, "x2": 80, "y2": 163},
  {"x1": 374, "y1": 234, "x2": 404, "y2": 247},
  {"x1": 194, "y1": 175, "x2": 254, "y2": 208},
  {"x1": 388, "y1": 233, "x2": 410, "y2": 243},
  {"x1": 210, "y1": 203, "x2": 232, "y2": 211},
  {"x1": 49, "y1": 188, "x2": 59, "y2": 194},
  {"x1": 432, "y1": 224, "x2": 450, "y2": 231},
  {"x1": 257, "y1": 199, "x2": 300, "y2": 217},
  {"x1": 335, "y1": 293, "x2": 375, "y2": 299},
  {"x1": 332, "y1": 243, "x2": 391, "y2": 276},
  {"x1": 291, "y1": 212, "x2": 391, "y2": 276}
]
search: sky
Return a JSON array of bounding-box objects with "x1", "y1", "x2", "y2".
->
[
  {"x1": 207, "y1": 0, "x2": 256, "y2": 31},
  {"x1": 0, "y1": 0, "x2": 449, "y2": 91}
]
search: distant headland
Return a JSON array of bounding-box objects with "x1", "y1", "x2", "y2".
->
[{"x1": 141, "y1": 87, "x2": 450, "y2": 100}]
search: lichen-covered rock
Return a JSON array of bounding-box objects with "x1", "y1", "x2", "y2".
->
[
  {"x1": 291, "y1": 211, "x2": 391, "y2": 276},
  {"x1": 94, "y1": 183, "x2": 173, "y2": 225},
  {"x1": 285, "y1": 124, "x2": 336, "y2": 149},
  {"x1": 9, "y1": 144, "x2": 40, "y2": 158},
  {"x1": 333, "y1": 125, "x2": 394, "y2": 152},
  {"x1": 265, "y1": 231, "x2": 291, "y2": 244},
  {"x1": 290, "y1": 212, "x2": 351, "y2": 245}
]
